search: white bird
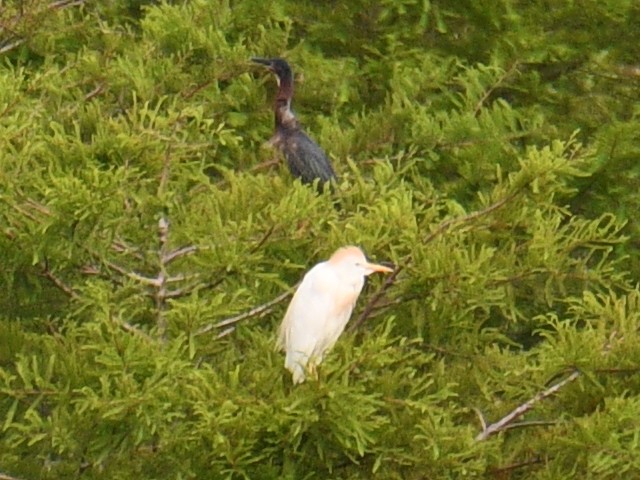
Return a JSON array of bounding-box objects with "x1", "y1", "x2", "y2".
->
[{"x1": 277, "y1": 246, "x2": 393, "y2": 384}]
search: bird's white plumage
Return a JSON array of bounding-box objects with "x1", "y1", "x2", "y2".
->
[{"x1": 277, "y1": 246, "x2": 392, "y2": 384}]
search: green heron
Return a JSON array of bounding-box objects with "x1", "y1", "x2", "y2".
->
[{"x1": 252, "y1": 57, "x2": 337, "y2": 191}]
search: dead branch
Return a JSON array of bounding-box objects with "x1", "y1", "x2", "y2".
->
[
  {"x1": 349, "y1": 264, "x2": 403, "y2": 332},
  {"x1": 49, "y1": 0, "x2": 87, "y2": 9},
  {"x1": 0, "y1": 471, "x2": 29, "y2": 480},
  {"x1": 250, "y1": 225, "x2": 275, "y2": 254},
  {"x1": 83, "y1": 82, "x2": 105, "y2": 101},
  {"x1": 155, "y1": 217, "x2": 170, "y2": 337},
  {"x1": 0, "y1": 39, "x2": 25, "y2": 55},
  {"x1": 111, "y1": 316, "x2": 154, "y2": 342},
  {"x1": 250, "y1": 158, "x2": 280, "y2": 172},
  {"x1": 423, "y1": 191, "x2": 520, "y2": 246},
  {"x1": 163, "y1": 245, "x2": 198, "y2": 265},
  {"x1": 195, "y1": 288, "x2": 294, "y2": 336},
  {"x1": 216, "y1": 326, "x2": 236, "y2": 339},
  {"x1": 475, "y1": 369, "x2": 581, "y2": 441},
  {"x1": 40, "y1": 261, "x2": 77, "y2": 298},
  {"x1": 487, "y1": 456, "x2": 544, "y2": 477}
]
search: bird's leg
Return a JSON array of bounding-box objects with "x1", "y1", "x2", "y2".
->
[{"x1": 307, "y1": 362, "x2": 318, "y2": 381}]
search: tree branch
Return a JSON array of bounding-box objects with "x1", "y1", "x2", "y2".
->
[
  {"x1": 114, "y1": 318, "x2": 154, "y2": 342},
  {"x1": 40, "y1": 260, "x2": 77, "y2": 298},
  {"x1": 353, "y1": 190, "x2": 521, "y2": 330},
  {"x1": 487, "y1": 456, "x2": 544, "y2": 477},
  {"x1": 349, "y1": 264, "x2": 403, "y2": 332},
  {"x1": 163, "y1": 245, "x2": 198, "y2": 265},
  {"x1": 195, "y1": 288, "x2": 294, "y2": 336},
  {"x1": 0, "y1": 471, "x2": 29, "y2": 480},
  {"x1": 474, "y1": 61, "x2": 520, "y2": 115},
  {"x1": 475, "y1": 369, "x2": 581, "y2": 441}
]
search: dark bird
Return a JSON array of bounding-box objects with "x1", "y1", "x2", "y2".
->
[{"x1": 252, "y1": 57, "x2": 337, "y2": 191}]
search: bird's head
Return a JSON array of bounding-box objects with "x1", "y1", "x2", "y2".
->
[
  {"x1": 251, "y1": 57, "x2": 293, "y2": 85},
  {"x1": 329, "y1": 246, "x2": 394, "y2": 278}
]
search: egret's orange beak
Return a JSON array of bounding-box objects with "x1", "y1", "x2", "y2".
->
[{"x1": 365, "y1": 262, "x2": 394, "y2": 274}]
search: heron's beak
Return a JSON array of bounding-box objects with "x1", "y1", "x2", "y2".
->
[
  {"x1": 365, "y1": 262, "x2": 394, "y2": 274},
  {"x1": 251, "y1": 57, "x2": 272, "y2": 67}
]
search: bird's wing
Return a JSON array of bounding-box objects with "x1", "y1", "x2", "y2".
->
[
  {"x1": 278, "y1": 263, "x2": 356, "y2": 380},
  {"x1": 283, "y1": 130, "x2": 337, "y2": 186}
]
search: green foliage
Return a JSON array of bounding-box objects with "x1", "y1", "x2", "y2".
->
[{"x1": 1, "y1": 0, "x2": 639, "y2": 478}]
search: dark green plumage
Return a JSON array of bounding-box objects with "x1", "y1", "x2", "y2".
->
[{"x1": 252, "y1": 57, "x2": 336, "y2": 191}]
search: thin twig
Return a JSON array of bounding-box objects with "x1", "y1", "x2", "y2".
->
[
  {"x1": 83, "y1": 82, "x2": 105, "y2": 101},
  {"x1": 163, "y1": 245, "x2": 198, "y2": 265},
  {"x1": 181, "y1": 80, "x2": 214, "y2": 99},
  {"x1": 49, "y1": 0, "x2": 86, "y2": 8},
  {"x1": 502, "y1": 420, "x2": 557, "y2": 431},
  {"x1": 250, "y1": 225, "x2": 275, "y2": 254},
  {"x1": 113, "y1": 317, "x2": 154, "y2": 342},
  {"x1": 0, "y1": 472, "x2": 29, "y2": 480},
  {"x1": 195, "y1": 288, "x2": 294, "y2": 336},
  {"x1": 0, "y1": 39, "x2": 25, "y2": 55},
  {"x1": 250, "y1": 158, "x2": 280, "y2": 172},
  {"x1": 40, "y1": 261, "x2": 77, "y2": 298},
  {"x1": 165, "y1": 273, "x2": 200, "y2": 284},
  {"x1": 475, "y1": 369, "x2": 581, "y2": 441},
  {"x1": 216, "y1": 326, "x2": 236, "y2": 339},
  {"x1": 474, "y1": 62, "x2": 520, "y2": 115},
  {"x1": 349, "y1": 265, "x2": 403, "y2": 331},
  {"x1": 156, "y1": 217, "x2": 170, "y2": 337},
  {"x1": 127, "y1": 270, "x2": 163, "y2": 287},
  {"x1": 472, "y1": 407, "x2": 487, "y2": 432},
  {"x1": 422, "y1": 191, "x2": 520, "y2": 246},
  {"x1": 487, "y1": 456, "x2": 544, "y2": 477},
  {"x1": 158, "y1": 139, "x2": 173, "y2": 196},
  {"x1": 110, "y1": 239, "x2": 144, "y2": 260}
]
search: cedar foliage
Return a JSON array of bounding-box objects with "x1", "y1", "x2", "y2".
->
[{"x1": 1, "y1": 1, "x2": 639, "y2": 479}]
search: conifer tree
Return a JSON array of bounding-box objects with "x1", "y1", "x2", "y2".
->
[{"x1": 1, "y1": 1, "x2": 639, "y2": 479}]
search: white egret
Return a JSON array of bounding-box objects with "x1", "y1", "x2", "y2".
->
[{"x1": 277, "y1": 246, "x2": 393, "y2": 384}]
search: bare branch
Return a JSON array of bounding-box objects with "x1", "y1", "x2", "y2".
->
[
  {"x1": 112, "y1": 317, "x2": 154, "y2": 342},
  {"x1": 127, "y1": 271, "x2": 163, "y2": 287},
  {"x1": 350, "y1": 264, "x2": 403, "y2": 331},
  {"x1": 0, "y1": 39, "x2": 25, "y2": 55},
  {"x1": 158, "y1": 139, "x2": 172, "y2": 195},
  {"x1": 195, "y1": 288, "x2": 294, "y2": 336},
  {"x1": 250, "y1": 225, "x2": 275, "y2": 254},
  {"x1": 110, "y1": 238, "x2": 144, "y2": 260},
  {"x1": 487, "y1": 456, "x2": 544, "y2": 477},
  {"x1": 250, "y1": 158, "x2": 280, "y2": 172},
  {"x1": 181, "y1": 79, "x2": 214, "y2": 99},
  {"x1": 475, "y1": 369, "x2": 581, "y2": 441},
  {"x1": 40, "y1": 261, "x2": 77, "y2": 299},
  {"x1": 165, "y1": 273, "x2": 200, "y2": 284},
  {"x1": 503, "y1": 420, "x2": 558, "y2": 431},
  {"x1": 83, "y1": 82, "x2": 105, "y2": 101},
  {"x1": 216, "y1": 326, "x2": 236, "y2": 339},
  {"x1": 155, "y1": 217, "x2": 170, "y2": 337},
  {"x1": 0, "y1": 471, "x2": 29, "y2": 480},
  {"x1": 422, "y1": 191, "x2": 520, "y2": 246},
  {"x1": 472, "y1": 407, "x2": 487, "y2": 432},
  {"x1": 49, "y1": 0, "x2": 86, "y2": 9},
  {"x1": 163, "y1": 245, "x2": 198, "y2": 265}
]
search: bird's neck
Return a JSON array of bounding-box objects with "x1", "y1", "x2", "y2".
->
[
  {"x1": 274, "y1": 73, "x2": 297, "y2": 129},
  {"x1": 276, "y1": 73, "x2": 294, "y2": 103},
  {"x1": 274, "y1": 99, "x2": 298, "y2": 130}
]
